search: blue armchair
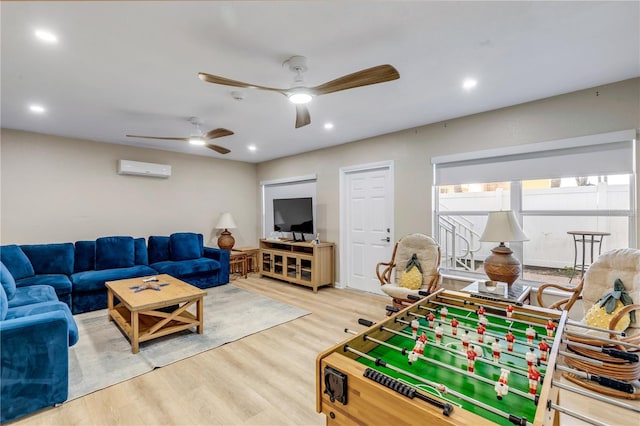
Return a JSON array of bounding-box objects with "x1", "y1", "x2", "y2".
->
[{"x1": 1, "y1": 262, "x2": 79, "y2": 423}]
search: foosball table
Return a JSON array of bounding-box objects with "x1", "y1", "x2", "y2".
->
[{"x1": 317, "y1": 288, "x2": 612, "y2": 426}]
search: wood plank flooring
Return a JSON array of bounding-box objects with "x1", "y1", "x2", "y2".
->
[{"x1": 11, "y1": 276, "x2": 389, "y2": 425}]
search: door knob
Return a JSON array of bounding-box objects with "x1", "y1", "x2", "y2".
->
[{"x1": 380, "y1": 237, "x2": 390, "y2": 242}]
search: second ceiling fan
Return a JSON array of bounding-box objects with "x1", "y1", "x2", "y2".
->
[
  {"x1": 198, "y1": 56, "x2": 400, "y2": 128},
  {"x1": 126, "y1": 117, "x2": 233, "y2": 154}
]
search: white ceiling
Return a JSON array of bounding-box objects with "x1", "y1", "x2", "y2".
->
[{"x1": 2, "y1": 1, "x2": 639, "y2": 163}]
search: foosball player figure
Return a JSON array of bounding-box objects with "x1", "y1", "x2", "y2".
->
[
  {"x1": 491, "y1": 338, "x2": 502, "y2": 362},
  {"x1": 440, "y1": 306, "x2": 448, "y2": 320},
  {"x1": 494, "y1": 368, "x2": 510, "y2": 400},
  {"x1": 408, "y1": 339, "x2": 425, "y2": 365},
  {"x1": 506, "y1": 304, "x2": 514, "y2": 319},
  {"x1": 526, "y1": 347, "x2": 538, "y2": 369},
  {"x1": 528, "y1": 365, "x2": 541, "y2": 395},
  {"x1": 418, "y1": 331, "x2": 428, "y2": 345},
  {"x1": 435, "y1": 323, "x2": 444, "y2": 344},
  {"x1": 427, "y1": 312, "x2": 436, "y2": 328},
  {"x1": 450, "y1": 317, "x2": 459, "y2": 335},
  {"x1": 467, "y1": 345, "x2": 478, "y2": 373},
  {"x1": 411, "y1": 318, "x2": 420, "y2": 339},
  {"x1": 546, "y1": 319, "x2": 556, "y2": 337},
  {"x1": 526, "y1": 325, "x2": 536, "y2": 344},
  {"x1": 477, "y1": 323, "x2": 486, "y2": 343},
  {"x1": 477, "y1": 305, "x2": 486, "y2": 321},
  {"x1": 505, "y1": 330, "x2": 515, "y2": 352},
  {"x1": 461, "y1": 330, "x2": 470, "y2": 351},
  {"x1": 538, "y1": 338, "x2": 550, "y2": 362}
]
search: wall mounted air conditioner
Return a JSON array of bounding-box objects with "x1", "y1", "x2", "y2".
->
[{"x1": 117, "y1": 160, "x2": 171, "y2": 178}]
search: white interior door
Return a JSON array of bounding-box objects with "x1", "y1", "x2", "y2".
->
[{"x1": 342, "y1": 164, "x2": 393, "y2": 295}]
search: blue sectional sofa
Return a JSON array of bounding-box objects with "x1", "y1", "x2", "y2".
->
[
  {"x1": 1, "y1": 232, "x2": 230, "y2": 314},
  {"x1": 1, "y1": 262, "x2": 79, "y2": 423}
]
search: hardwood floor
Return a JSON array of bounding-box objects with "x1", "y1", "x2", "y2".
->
[
  {"x1": 10, "y1": 277, "x2": 638, "y2": 425},
  {"x1": 11, "y1": 276, "x2": 389, "y2": 426}
]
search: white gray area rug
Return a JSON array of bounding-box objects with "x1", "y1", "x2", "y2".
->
[{"x1": 68, "y1": 284, "x2": 309, "y2": 400}]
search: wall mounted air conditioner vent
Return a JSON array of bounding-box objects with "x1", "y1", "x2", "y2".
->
[{"x1": 117, "y1": 160, "x2": 171, "y2": 178}]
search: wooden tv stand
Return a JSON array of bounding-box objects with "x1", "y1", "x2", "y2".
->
[{"x1": 259, "y1": 239, "x2": 335, "y2": 293}]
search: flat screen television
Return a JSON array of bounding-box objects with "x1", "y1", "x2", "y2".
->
[{"x1": 273, "y1": 197, "x2": 314, "y2": 235}]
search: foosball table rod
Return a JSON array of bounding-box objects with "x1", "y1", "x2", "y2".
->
[
  {"x1": 565, "y1": 319, "x2": 628, "y2": 337},
  {"x1": 565, "y1": 330, "x2": 640, "y2": 351},
  {"x1": 556, "y1": 364, "x2": 635, "y2": 394},
  {"x1": 433, "y1": 294, "x2": 555, "y2": 323},
  {"x1": 393, "y1": 316, "x2": 534, "y2": 372},
  {"x1": 551, "y1": 380, "x2": 640, "y2": 414},
  {"x1": 343, "y1": 345, "x2": 531, "y2": 426},
  {"x1": 347, "y1": 327, "x2": 536, "y2": 401},
  {"x1": 562, "y1": 339, "x2": 640, "y2": 362},
  {"x1": 406, "y1": 309, "x2": 541, "y2": 352}
]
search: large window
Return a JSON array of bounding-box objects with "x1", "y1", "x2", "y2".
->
[{"x1": 433, "y1": 129, "x2": 636, "y2": 285}]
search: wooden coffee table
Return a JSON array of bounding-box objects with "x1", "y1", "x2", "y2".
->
[{"x1": 106, "y1": 274, "x2": 207, "y2": 353}]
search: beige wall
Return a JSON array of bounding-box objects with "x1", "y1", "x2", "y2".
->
[
  {"x1": 257, "y1": 78, "x2": 640, "y2": 280},
  {"x1": 0, "y1": 129, "x2": 259, "y2": 246}
]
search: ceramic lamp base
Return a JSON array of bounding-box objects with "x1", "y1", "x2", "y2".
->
[
  {"x1": 483, "y1": 244, "x2": 521, "y2": 287},
  {"x1": 218, "y1": 229, "x2": 235, "y2": 251}
]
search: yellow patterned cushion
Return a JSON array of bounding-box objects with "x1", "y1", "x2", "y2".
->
[{"x1": 400, "y1": 264, "x2": 422, "y2": 290}]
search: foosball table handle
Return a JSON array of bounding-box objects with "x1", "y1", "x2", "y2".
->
[
  {"x1": 358, "y1": 318, "x2": 375, "y2": 327},
  {"x1": 602, "y1": 348, "x2": 639, "y2": 362},
  {"x1": 363, "y1": 368, "x2": 453, "y2": 416}
]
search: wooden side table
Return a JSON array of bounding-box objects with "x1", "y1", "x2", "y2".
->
[
  {"x1": 229, "y1": 251, "x2": 248, "y2": 279},
  {"x1": 233, "y1": 246, "x2": 259, "y2": 273}
]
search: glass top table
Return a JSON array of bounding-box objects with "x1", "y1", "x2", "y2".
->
[{"x1": 461, "y1": 280, "x2": 531, "y2": 305}]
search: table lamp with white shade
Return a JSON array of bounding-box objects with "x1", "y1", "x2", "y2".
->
[
  {"x1": 479, "y1": 210, "x2": 529, "y2": 288},
  {"x1": 216, "y1": 212, "x2": 237, "y2": 251}
]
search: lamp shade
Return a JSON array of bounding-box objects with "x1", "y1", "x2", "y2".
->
[
  {"x1": 480, "y1": 211, "x2": 528, "y2": 243},
  {"x1": 216, "y1": 212, "x2": 237, "y2": 230}
]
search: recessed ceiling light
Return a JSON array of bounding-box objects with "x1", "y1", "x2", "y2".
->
[
  {"x1": 248, "y1": 145, "x2": 257, "y2": 152},
  {"x1": 324, "y1": 122, "x2": 334, "y2": 130},
  {"x1": 462, "y1": 78, "x2": 477, "y2": 90},
  {"x1": 29, "y1": 104, "x2": 46, "y2": 113},
  {"x1": 34, "y1": 29, "x2": 58, "y2": 43}
]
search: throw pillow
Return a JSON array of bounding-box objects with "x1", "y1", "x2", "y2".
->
[
  {"x1": 0, "y1": 245, "x2": 35, "y2": 280},
  {"x1": 584, "y1": 278, "x2": 634, "y2": 331},
  {"x1": 0, "y1": 261, "x2": 17, "y2": 300},
  {"x1": 95, "y1": 236, "x2": 135, "y2": 270},
  {"x1": 399, "y1": 253, "x2": 423, "y2": 290},
  {"x1": 170, "y1": 233, "x2": 203, "y2": 261}
]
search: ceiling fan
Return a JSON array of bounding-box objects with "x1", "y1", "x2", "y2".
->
[
  {"x1": 126, "y1": 117, "x2": 234, "y2": 154},
  {"x1": 198, "y1": 56, "x2": 400, "y2": 128}
]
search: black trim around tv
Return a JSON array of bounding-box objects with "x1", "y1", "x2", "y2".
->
[{"x1": 273, "y1": 197, "x2": 314, "y2": 238}]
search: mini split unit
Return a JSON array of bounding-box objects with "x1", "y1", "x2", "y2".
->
[{"x1": 117, "y1": 160, "x2": 171, "y2": 178}]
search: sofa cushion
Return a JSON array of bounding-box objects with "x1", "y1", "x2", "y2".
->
[
  {"x1": 20, "y1": 243, "x2": 75, "y2": 275},
  {"x1": 7, "y1": 285, "x2": 58, "y2": 309},
  {"x1": 74, "y1": 241, "x2": 95, "y2": 272},
  {"x1": 170, "y1": 233, "x2": 204, "y2": 261},
  {"x1": 148, "y1": 236, "x2": 170, "y2": 264},
  {"x1": 0, "y1": 245, "x2": 35, "y2": 280},
  {"x1": 0, "y1": 262, "x2": 17, "y2": 300},
  {"x1": 134, "y1": 238, "x2": 148, "y2": 265},
  {"x1": 16, "y1": 275, "x2": 72, "y2": 297},
  {"x1": 71, "y1": 265, "x2": 157, "y2": 293},
  {"x1": 95, "y1": 236, "x2": 135, "y2": 270},
  {"x1": 151, "y1": 258, "x2": 220, "y2": 277}
]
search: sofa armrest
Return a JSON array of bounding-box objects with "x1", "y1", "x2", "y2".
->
[
  {"x1": 1, "y1": 311, "x2": 70, "y2": 423},
  {"x1": 203, "y1": 247, "x2": 230, "y2": 264}
]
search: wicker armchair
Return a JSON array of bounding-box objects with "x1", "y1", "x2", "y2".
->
[
  {"x1": 376, "y1": 234, "x2": 441, "y2": 312},
  {"x1": 537, "y1": 248, "x2": 640, "y2": 397}
]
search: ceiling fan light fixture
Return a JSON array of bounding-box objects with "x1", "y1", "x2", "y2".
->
[
  {"x1": 288, "y1": 90, "x2": 313, "y2": 104},
  {"x1": 188, "y1": 137, "x2": 205, "y2": 145}
]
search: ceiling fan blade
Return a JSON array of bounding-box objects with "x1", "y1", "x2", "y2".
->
[
  {"x1": 311, "y1": 64, "x2": 400, "y2": 96},
  {"x1": 205, "y1": 128, "x2": 234, "y2": 140},
  {"x1": 295, "y1": 104, "x2": 311, "y2": 128},
  {"x1": 198, "y1": 72, "x2": 288, "y2": 94},
  {"x1": 206, "y1": 144, "x2": 231, "y2": 154},
  {"x1": 126, "y1": 134, "x2": 189, "y2": 141}
]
